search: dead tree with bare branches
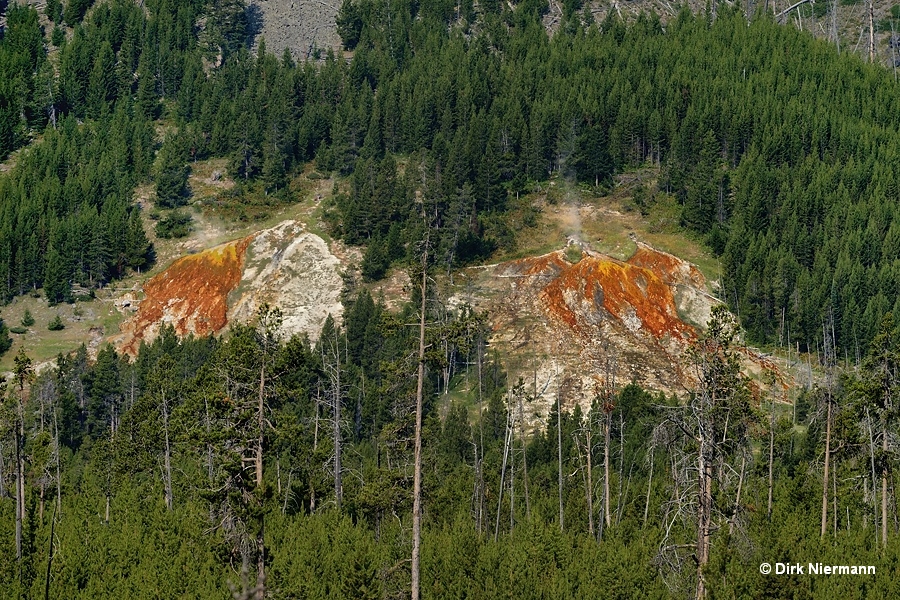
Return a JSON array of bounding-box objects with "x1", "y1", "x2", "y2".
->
[{"x1": 655, "y1": 306, "x2": 752, "y2": 600}]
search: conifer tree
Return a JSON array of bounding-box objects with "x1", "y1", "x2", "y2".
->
[
  {"x1": 0, "y1": 317, "x2": 11, "y2": 357},
  {"x1": 156, "y1": 149, "x2": 190, "y2": 209},
  {"x1": 43, "y1": 239, "x2": 70, "y2": 305}
]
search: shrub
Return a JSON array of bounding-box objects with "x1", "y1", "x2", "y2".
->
[
  {"x1": 155, "y1": 210, "x2": 194, "y2": 239},
  {"x1": 0, "y1": 320, "x2": 10, "y2": 355},
  {"x1": 51, "y1": 26, "x2": 66, "y2": 47},
  {"x1": 48, "y1": 315, "x2": 65, "y2": 331}
]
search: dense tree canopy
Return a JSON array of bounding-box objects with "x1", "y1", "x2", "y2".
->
[
  {"x1": 3, "y1": 0, "x2": 900, "y2": 355},
  {"x1": 0, "y1": 296, "x2": 899, "y2": 598},
  {"x1": 4, "y1": 3, "x2": 900, "y2": 595}
]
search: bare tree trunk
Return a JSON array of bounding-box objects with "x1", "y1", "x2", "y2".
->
[
  {"x1": 696, "y1": 444, "x2": 712, "y2": 600},
  {"x1": 893, "y1": 20, "x2": 898, "y2": 82},
  {"x1": 0, "y1": 441, "x2": 5, "y2": 499},
  {"x1": 821, "y1": 395, "x2": 832, "y2": 539},
  {"x1": 768, "y1": 398, "x2": 775, "y2": 520},
  {"x1": 869, "y1": 0, "x2": 876, "y2": 63},
  {"x1": 161, "y1": 389, "x2": 173, "y2": 511},
  {"x1": 311, "y1": 391, "x2": 319, "y2": 512},
  {"x1": 883, "y1": 419, "x2": 889, "y2": 547},
  {"x1": 204, "y1": 397, "x2": 214, "y2": 485},
  {"x1": 475, "y1": 341, "x2": 485, "y2": 533},
  {"x1": 557, "y1": 367, "x2": 564, "y2": 532},
  {"x1": 586, "y1": 427, "x2": 594, "y2": 538},
  {"x1": 509, "y1": 407, "x2": 515, "y2": 533},
  {"x1": 603, "y1": 408, "x2": 611, "y2": 530},
  {"x1": 282, "y1": 469, "x2": 292, "y2": 515},
  {"x1": 495, "y1": 410, "x2": 512, "y2": 541},
  {"x1": 867, "y1": 407, "x2": 878, "y2": 543},
  {"x1": 473, "y1": 441, "x2": 482, "y2": 532},
  {"x1": 517, "y1": 395, "x2": 531, "y2": 521},
  {"x1": 333, "y1": 332, "x2": 342, "y2": 509},
  {"x1": 411, "y1": 247, "x2": 428, "y2": 600},
  {"x1": 730, "y1": 455, "x2": 746, "y2": 536},
  {"x1": 643, "y1": 445, "x2": 654, "y2": 528},
  {"x1": 832, "y1": 0, "x2": 840, "y2": 52},
  {"x1": 15, "y1": 409, "x2": 24, "y2": 561},
  {"x1": 54, "y1": 411, "x2": 61, "y2": 515},
  {"x1": 256, "y1": 361, "x2": 265, "y2": 488},
  {"x1": 616, "y1": 412, "x2": 626, "y2": 526}
]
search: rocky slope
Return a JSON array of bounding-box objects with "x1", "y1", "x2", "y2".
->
[
  {"x1": 115, "y1": 220, "x2": 344, "y2": 354},
  {"x1": 114, "y1": 212, "x2": 787, "y2": 425},
  {"x1": 248, "y1": 0, "x2": 342, "y2": 60},
  {"x1": 227, "y1": 220, "x2": 344, "y2": 336},
  {"x1": 454, "y1": 240, "x2": 718, "y2": 422}
]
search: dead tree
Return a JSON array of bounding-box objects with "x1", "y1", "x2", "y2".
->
[
  {"x1": 556, "y1": 362, "x2": 565, "y2": 532},
  {"x1": 869, "y1": 0, "x2": 876, "y2": 63},
  {"x1": 516, "y1": 383, "x2": 532, "y2": 521},
  {"x1": 473, "y1": 337, "x2": 485, "y2": 533},
  {"x1": 603, "y1": 390, "x2": 614, "y2": 531},
  {"x1": 320, "y1": 317, "x2": 344, "y2": 510},
  {"x1": 767, "y1": 393, "x2": 776, "y2": 520},
  {"x1": 10, "y1": 348, "x2": 34, "y2": 563},
  {"x1": 494, "y1": 405, "x2": 512, "y2": 541},
  {"x1": 656, "y1": 307, "x2": 751, "y2": 600},
  {"x1": 849, "y1": 314, "x2": 900, "y2": 549},
  {"x1": 411, "y1": 189, "x2": 431, "y2": 600},
  {"x1": 148, "y1": 357, "x2": 177, "y2": 512},
  {"x1": 821, "y1": 320, "x2": 837, "y2": 539}
]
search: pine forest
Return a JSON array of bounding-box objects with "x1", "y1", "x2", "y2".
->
[{"x1": 2, "y1": 0, "x2": 900, "y2": 597}]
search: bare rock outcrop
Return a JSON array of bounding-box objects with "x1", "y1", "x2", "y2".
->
[
  {"x1": 228, "y1": 220, "x2": 343, "y2": 340},
  {"x1": 116, "y1": 220, "x2": 343, "y2": 354},
  {"x1": 458, "y1": 242, "x2": 721, "y2": 426},
  {"x1": 248, "y1": 0, "x2": 342, "y2": 61}
]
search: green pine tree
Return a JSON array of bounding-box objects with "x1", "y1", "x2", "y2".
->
[
  {"x1": 0, "y1": 317, "x2": 11, "y2": 356},
  {"x1": 44, "y1": 239, "x2": 71, "y2": 305},
  {"x1": 156, "y1": 149, "x2": 190, "y2": 209}
]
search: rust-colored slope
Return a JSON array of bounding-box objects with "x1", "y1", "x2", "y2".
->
[
  {"x1": 543, "y1": 255, "x2": 694, "y2": 341},
  {"x1": 481, "y1": 243, "x2": 713, "y2": 413},
  {"x1": 627, "y1": 242, "x2": 706, "y2": 289},
  {"x1": 118, "y1": 236, "x2": 253, "y2": 355},
  {"x1": 508, "y1": 244, "x2": 700, "y2": 343}
]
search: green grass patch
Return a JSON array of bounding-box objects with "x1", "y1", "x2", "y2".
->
[
  {"x1": 564, "y1": 244, "x2": 583, "y2": 264},
  {"x1": 0, "y1": 293, "x2": 124, "y2": 373}
]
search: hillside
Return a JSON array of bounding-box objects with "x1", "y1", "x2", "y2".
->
[
  {"x1": 98, "y1": 170, "x2": 789, "y2": 420},
  {"x1": 243, "y1": 0, "x2": 900, "y2": 69},
  {"x1": 4, "y1": 3, "x2": 900, "y2": 599}
]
